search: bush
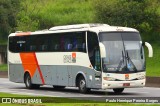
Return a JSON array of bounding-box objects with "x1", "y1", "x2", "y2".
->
[
  {"x1": 93, "y1": 0, "x2": 160, "y2": 42},
  {"x1": 16, "y1": 0, "x2": 94, "y2": 31}
]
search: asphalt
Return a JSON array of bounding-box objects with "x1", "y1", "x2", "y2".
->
[{"x1": 0, "y1": 78, "x2": 160, "y2": 99}]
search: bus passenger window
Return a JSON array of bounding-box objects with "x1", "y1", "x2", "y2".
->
[
  {"x1": 54, "y1": 44, "x2": 60, "y2": 51},
  {"x1": 30, "y1": 45, "x2": 36, "y2": 51},
  {"x1": 82, "y1": 43, "x2": 86, "y2": 51},
  {"x1": 67, "y1": 44, "x2": 72, "y2": 50},
  {"x1": 41, "y1": 45, "x2": 48, "y2": 51}
]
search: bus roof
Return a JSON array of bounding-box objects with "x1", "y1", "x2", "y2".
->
[{"x1": 9, "y1": 24, "x2": 139, "y2": 37}]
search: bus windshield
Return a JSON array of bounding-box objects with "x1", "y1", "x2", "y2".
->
[{"x1": 99, "y1": 32, "x2": 145, "y2": 73}]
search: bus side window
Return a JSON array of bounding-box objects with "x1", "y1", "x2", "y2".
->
[
  {"x1": 64, "y1": 36, "x2": 72, "y2": 51},
  {"x1": 87, "y1": 31, "x2": 101, "y2": 71},
  {"x1": 72, "y1": 32, "x2": 86, "y2": 52},
  {"x1": 54, "y1": 44, "x2": 59, "y2": 51},
  {"x1": 30, "y1": 45, "x2": 36, "y2": 51},
  {"x1": 9, "y1": 37, "x2": 16, "y2": 52},
  {"x1": 82, "y1": 43, "x2": 86, "y2": 52}
]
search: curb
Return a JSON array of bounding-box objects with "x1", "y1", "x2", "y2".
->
[
  {"x1": 0, "y1": 71, "x2": 159, "y2": 87},
  {"x1": 0, "y1": 71, "x2": 8, "y2": 78},
  {"x1": 146, "y1": 76, "x2": 160, "y2": 87}
]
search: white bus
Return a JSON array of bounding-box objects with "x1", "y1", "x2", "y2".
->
[{"x1": 8, "y1": 24, "x2": 153, "y2": 93}]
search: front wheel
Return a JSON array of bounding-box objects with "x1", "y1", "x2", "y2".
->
[
  {"x1": 78, "y1": 76, "x2": 90, "y2": 93},
  {"x1": 24, "y1": 73, "x2": 40, "y2": 89},
  {"x1": 113, "y1": 88, "x2": 124, "y2": 94}
]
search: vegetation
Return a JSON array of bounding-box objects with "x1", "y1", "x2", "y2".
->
[
  {"x1": 146, "y1": 43, "x2": 160, "y2": 76},
  {"x1": 0, "y1": 0, "x2": 160, "y2": 42},
  {"x1": 0, "y1": 0, "x2": 160, "y2": 76},
  {"x1": 0, "y1": 0, "x2": 20, "y2": 41},
  {"x1": 0, "y1": 64, "x2": 7, "y2": 71},
  {"x1": 16, "y1": 0, "x2": 94, "y2": 31},
  {"x1": 94, "y1": 0, "x2": 160, "y2": 42}
]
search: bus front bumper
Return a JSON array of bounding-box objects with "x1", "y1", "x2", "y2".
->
[{"x1": 102, "y1": 79, "x2": 145, "y2": 89}]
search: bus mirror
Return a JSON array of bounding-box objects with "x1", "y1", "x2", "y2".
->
[
  {"x1": 99, "y1": 43, "x2": 106, "y2": 58},
  {"x1": 144, "y1": 42, "x2": 153, "y2": 57}
]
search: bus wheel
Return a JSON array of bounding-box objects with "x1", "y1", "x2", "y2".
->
[
  {"x1": 53, "y1": 86, "x2": 65, "y2": 89},
  {"x1": 24, "y1": 73, "x2": 40, "y2": 89},
  {"x1": 113, "y1": 88, "x2": 124, "y2": 94},
  {"x1": 78, "y1": 76, "x2": 89, "y2": 93}
]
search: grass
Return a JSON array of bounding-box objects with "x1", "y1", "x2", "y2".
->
[
  {"x1": 145, "y1": 43, "x2": 160, "y2": 77},
  {"x1": 0, "y1": 64, "x2": 7, "y2": 71},
  {"x1": 0, "y1": 92, "x2": 159, "y2": 106}
]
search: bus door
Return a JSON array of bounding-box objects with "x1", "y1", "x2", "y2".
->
[{"x1": 87, "y1": 31, "x2": 102, "y2": 88}]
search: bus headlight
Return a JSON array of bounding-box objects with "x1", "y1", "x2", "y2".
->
[
  {"x1": 137, "y1": 76, "x2": 145, "y2": 80},
  {"x1": 103, "y1": 77, "x2": 116, "y2": 81}
]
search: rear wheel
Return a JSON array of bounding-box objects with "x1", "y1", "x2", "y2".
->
[
  {"x1": 24, "y1": 73, "x2": 40, "y2": 89},
  {"x1": 113, "y1": 88, "x2": 124, "y2": 94},
  {"x1": 78, "y1": 76, "x2": 90, "y2": 93}
]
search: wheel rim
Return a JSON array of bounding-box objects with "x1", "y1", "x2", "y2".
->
[
  {"x1": 80, "y1": 80, "x2": 85, "y2": 91},
  {"x1": 26, "y1": 76, "x2": 31, "y2": 87}
]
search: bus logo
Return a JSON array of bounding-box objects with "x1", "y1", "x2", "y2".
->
[
  {"x1": 63, "y1": 53, "x2": 76, "y2": 63},
  {"x1": 72, "y1": 53, "x2": 76, "y2": 63},
  {"x1": 125, "y1": 74, "x2": 129, "y2": 80}
]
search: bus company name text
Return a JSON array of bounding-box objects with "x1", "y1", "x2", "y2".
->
[{"x1": 63, "y1": 55, "x2": 76, "y2": 63}]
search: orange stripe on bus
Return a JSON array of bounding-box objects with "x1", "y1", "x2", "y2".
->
[
  {"x1": 33, "y1": 53, "x2": 45, "y2": 84},
  {"x1": 20, "y1": 53, "x2": 37, "y2": 77},
  {"x1": 16, "y1": 32, "x2": 31, "y2": 36},
  {"x1": 16, "y1": 32, "x2": 45, "y2": 84}
]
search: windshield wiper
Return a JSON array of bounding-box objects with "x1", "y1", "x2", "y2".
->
[
  {"x1": 116, "y1": 50, "x2": 138, "y2": 72},
  {"x1": 116, "y1": 51, "x2": 125, "y2": 72},
  {"x1": 126, "y1": 51, "x2": 138, "y2": 72}
]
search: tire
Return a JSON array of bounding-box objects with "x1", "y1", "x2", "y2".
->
[
  {"x1": 113, "y1": 88, "x2": 124, "y2": 94},
  {"x1": 24, "y1": 73, "x2": 40, "y2": 89},
  {"x1": 53, "y1": 86, "x2": 65, "y2": 89},
  {"x1": 78, "y1": 76, "x2": 90, "y2": 93}
]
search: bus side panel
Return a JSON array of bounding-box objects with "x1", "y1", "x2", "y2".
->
[
  {"x1": 57, "y1": 66, "x2": 68, "y2": 86},
  {"x1": 71, "y1": 66, "x2": 102, "y2": 89},
  {"x1": 9, "y1": 63, "x2": 24, "y2": 83},
  {"x1": 81, "y1": 66, "x2": 102, "y2": 89},
  {"x1": 39, "y1": 66, "x2": 57, "y2": 85},
  {"x1": 32, "y1": 69, "x2": 42, "y2": 84},
  {"x1": 68, "y1": 66, "x2": 73, "y2": 86}
]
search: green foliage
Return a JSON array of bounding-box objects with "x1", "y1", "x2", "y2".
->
[
  {"x1": 93, "y1": 0, "x2": 160, "y2": 42},
  {"x1": 145, "y1": 43, "x2": 160, "y2": 76},
  {"x1": 0, "y1": 64, "x2": 7, "y2": 71},
  {"x1": 16, "y1": 0, "x2": 94, "y2": 31},
  {"x1": 0, "y1": 0, "x2": 20, "y2": 40},
  {"x1": 15, "y1": 0, "x2": 41, "y2": 31}
]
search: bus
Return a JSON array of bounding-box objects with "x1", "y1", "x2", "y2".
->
[{"x1": 8, "y1": 24, "x2": 153, "y2": 93}]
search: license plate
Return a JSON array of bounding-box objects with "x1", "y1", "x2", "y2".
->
[{"x1": 123, "y1": 83, "x2": 130, "y2": 86}]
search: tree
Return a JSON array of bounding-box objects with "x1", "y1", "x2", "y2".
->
[
  {"x1": 0, "y1": 0, "x2": 20, "y2": 40},
  {"x1": 16, "y1": 0, "x2": 42, "y2": 31},
  {"x1": 94, "y1": 0, "x2": 160, "y2": 41}
]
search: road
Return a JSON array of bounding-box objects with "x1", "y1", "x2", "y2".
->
[{"x1": 0, "y1": 78, "x2": 160, "y2": 101}]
